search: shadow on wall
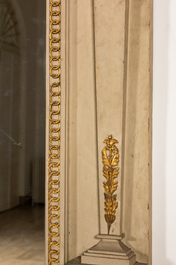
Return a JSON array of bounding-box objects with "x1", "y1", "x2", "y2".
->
[
  {"x1": 123, "y1": 0, "x2": 150, "y2": 263},
  {"x1": 125, "y1": 0, "x2": 175, "y2": 264},
  {"x1": 123, "y1": 0, "x2": 169, "y2": 264}
]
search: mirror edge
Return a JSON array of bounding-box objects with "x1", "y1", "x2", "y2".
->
[{"x1": 46, "y1": 0, "x2": 49, "y2": 264}]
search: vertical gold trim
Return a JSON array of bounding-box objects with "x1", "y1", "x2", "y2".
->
[
  {"x1": 102, "y1": 135, "x2": 119, "y2": 234},
  {"x1": 48, "y1": 0, "x2": 61, "y2": 264}
]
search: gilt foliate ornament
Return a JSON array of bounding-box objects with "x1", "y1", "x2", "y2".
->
[{"x1": 102, "y1": 135, "x2": 119, "y2": 234}]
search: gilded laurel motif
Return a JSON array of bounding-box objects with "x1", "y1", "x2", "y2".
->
[{"x1": 102, "y1": 135, "x2": 119, "y2": 234}]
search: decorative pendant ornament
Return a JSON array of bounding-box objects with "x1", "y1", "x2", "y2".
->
[
  {"x1": 81, "y1": 136, "x2": 137, "y2": 265},
  {"x1": 102, "y1": 135, "x2": 119, "y2": 234}
]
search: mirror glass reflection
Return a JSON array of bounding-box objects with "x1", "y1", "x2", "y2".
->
[{"x1": 0, "y1": 0, "x2": 46, "y2": 264}]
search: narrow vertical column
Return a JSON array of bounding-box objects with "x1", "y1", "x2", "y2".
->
[
  {"x1": 93, "y1": 0, "x2": 127, "y2": 236},
  {"x1": 81, "y1": 1, "x2": 137, "y2": 264}
]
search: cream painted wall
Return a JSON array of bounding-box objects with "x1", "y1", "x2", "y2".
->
[
  {"x1": 61, "y1": 0, "x2": 152, "y2": 264},
  {"x1": 123, "y1": 1, "x2": 152, "y2": 263},
  {"x1": 153, "y1": 1, "x2": 176, "y2": 265}
]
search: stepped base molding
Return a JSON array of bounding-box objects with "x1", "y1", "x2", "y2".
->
[{"x1": 81, "y1": 234, "x2": 136, "y2": 265}]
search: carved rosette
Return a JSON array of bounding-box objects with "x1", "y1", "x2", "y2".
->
[{"x1": 102, "y1": 135, "x2": 119, "y2": 234}]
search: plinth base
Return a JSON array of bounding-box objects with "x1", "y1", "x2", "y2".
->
[
  {"x1": 81, "y1": 235, "x2": 136, "y2": 265},
  {"x1": 66, "y1": 256, "x2": 147, "y2": 265}
]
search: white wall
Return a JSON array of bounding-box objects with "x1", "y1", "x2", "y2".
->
[{"x1": 153, "y1": 1, "x2": 176, "y2": 264}]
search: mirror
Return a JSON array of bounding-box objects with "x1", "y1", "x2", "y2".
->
[
  {"x1": 0, "y1": 0, "x2": 46, "y2": 264},
  {"x1": 0, "y1": 0, "x2": 152, "y2": 264}
]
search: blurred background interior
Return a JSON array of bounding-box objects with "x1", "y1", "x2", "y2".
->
[{"x1": 0, "y1": 0, "x2": 46, "y2": 264}]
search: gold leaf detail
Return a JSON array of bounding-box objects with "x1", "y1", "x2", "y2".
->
[{"x1": 102, "y1": 135, "x2": 119, "y2": 234}]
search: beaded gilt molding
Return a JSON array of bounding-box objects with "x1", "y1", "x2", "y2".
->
[{"x1": 48, "y1": 0, "x2": 61, "y2": 264}]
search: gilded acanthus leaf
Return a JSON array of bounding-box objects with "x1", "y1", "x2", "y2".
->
[
  {"x1": 111, "y1": 153, "x2": 119, "y2": 167},
  {"x1": 110, "y1": 188, "x2": 117, "y2": 195},
  {"x1": 104, "y1": 137, "x2": 118, "y2": 146},
  {"x1": 102, "y1": 147, "x2": 111, "y2": 167},
  {"x1": 102, "y1": 135, "x2": 119, "y2": 234},
  {"x1": 103, "y1": 166, "x2": 109, "y2": 179},
  {"x1": 112, "y1": 167, "x2": 119, "y2": 179}
]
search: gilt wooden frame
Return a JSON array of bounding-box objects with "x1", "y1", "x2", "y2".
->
[{"x1": 46, "y1": 0, "x2": 61, "y2": 264}]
